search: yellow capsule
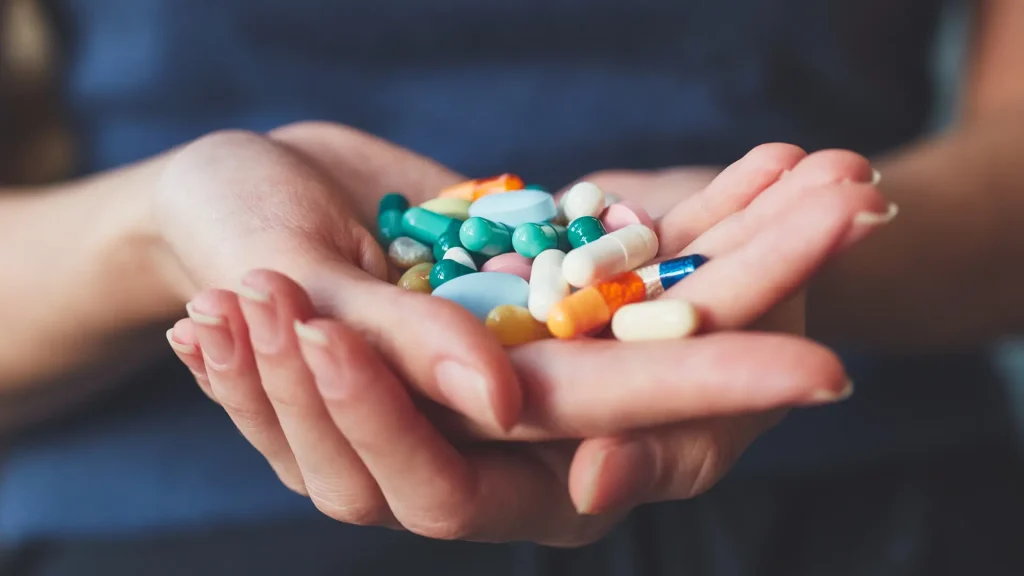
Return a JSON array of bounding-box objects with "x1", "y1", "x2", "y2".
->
[
  {"x1": 397, "y1": 262, "x2": 434, "y2": 294},
  {"x1": 485, "y1": 305, "x2": 551, "y2": 347},
  {"x1": 420, "y1": 197, "x2": 472, "y2": 220}
]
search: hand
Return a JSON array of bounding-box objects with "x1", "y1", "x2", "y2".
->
[{"x1": 166, "y1": 138, "x2": 891, "y2": 545}]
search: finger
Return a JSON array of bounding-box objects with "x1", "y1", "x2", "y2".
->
[
  {"x1": 683, "y1": 149, "x2": 881, "y2": 257},
  {"x1": 568, "y1": 411, "x2": 785, "y2": 514},
  {"x1": 666, "y1": 182, "x2": 892, "y2": 331},
  {"x1": 185, "y1": 290, "x2": 306, "y2": 495},
  {"x1": 655, "y1": 143, "x2": 808, "y2": 254},
  {"x1": 166, "y1": 318, "x2": 214, "y2": 400},
  {"x1": 296, "y1": 317, "x2": 603, "y2": 545},
  {"x1": 236, "y1": 271, "x2": 391, "y2": 525}
]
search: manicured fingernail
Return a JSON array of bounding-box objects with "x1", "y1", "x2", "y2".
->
[
  {"x1": 577, "y1": 441, "x2": 657, "y2": 515},
  {"x1": 435, "y1": 360, "x2": 498, "y2": 428},
  {"x1": 871, "y1": 168, "x2": 882, "y2": 186},
  {"x1": 166, "y1": 328, "x2": 197, "y2": 355},
  {"x1": 805, "y1": 379, "x2": 855, "y2": 405},
  {"x1": 294, "y1": 320, "x2": 329, "y2": 346},
  {"x1": 239, "y1": 284, "x2": 278, "y2": 351},
  {"x1": 186, "y1": 302, "x2": 234, "y2": 366},
  {"x1": 853, "y1": 202, "x2": 899, "y2": 226}
]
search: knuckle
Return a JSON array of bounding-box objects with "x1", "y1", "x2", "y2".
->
[
  {"x1": 305, "y1": 478, "x2": 389, "y2": 526},
  {"x1": 802, "y1": 149, "x2": 871, "y2": 182},
  {"x1": 399, "y1": 508, "x2": 476, "y2": 541},
  {"x1": 742, "y1": 143, "x2": 807, "y2": 170},
  {"x1": 216, "y1": 395, "x2": 278, "y2": 433},
  {"x1": 268, "y1": 121, "x2": 355, "y2": 143}
]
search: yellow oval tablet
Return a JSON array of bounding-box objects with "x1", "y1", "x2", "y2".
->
[
  {"x1": 397, "y1": 262, "x2": 434, "y2": 294},
  {"x1": 486, "y1": 305, "x2": 551, "y2": 347},
  {"x1": 419, "y1": 198, "x2": 472, "y2": 220}
]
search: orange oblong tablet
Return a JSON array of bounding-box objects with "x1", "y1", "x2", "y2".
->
[{"x1": 438, "y1": 174, "x2": 524, "y2": 201}]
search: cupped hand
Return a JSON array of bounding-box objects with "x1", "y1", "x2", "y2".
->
[{"x1": 166, "y1": 136, "x2": 894, "y2": 545}]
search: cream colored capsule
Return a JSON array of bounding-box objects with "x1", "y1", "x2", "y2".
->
[
  {"x1": 562, "y1": 181, "x2": 606, "y2": 221},
  {"x1": 528, "y1": 249, "x2": 570, "y2": 322},
  {"x1": 443, "y1": 246, "x2": 477, "y2": 270},
  {"x1": 611, "y1": 299, "x2": 699, "y2": 341},
  {"x1": 420, "y1": 197, "x2": 472, "y2": 220},
  {"x1": 561, "y1": 224, "x2": 659, "y2": 287}
]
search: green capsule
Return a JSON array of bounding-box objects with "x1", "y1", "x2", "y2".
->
[
  {"x1": 429, "y1": 259, "x2": 476, "y2": 289},
  {"x1": 402, "y1": 207, "x2": 459, "y2": 245},
  {"x1": 459, "y1": 217, "x2": 514, "y2": 257},
  {"x1": 376, "y1": 193, "x2": 410, "y2": 246},
  {"x1": 567, "y1": 216, "x2": 607, "y2": 249},
  {"x1": 433, "y1": 228, "x2": 462, "y2": 261},
  {"x1": 512, "y1": 222, "x2": 568, "y2": 258},
  {"x1": 379, "y1": 193, "x2": 410, "y2": 214}
]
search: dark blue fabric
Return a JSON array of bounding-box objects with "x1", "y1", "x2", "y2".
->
[{"x1": 1, "y1": 0, "x2": 1014, "y2": 543}]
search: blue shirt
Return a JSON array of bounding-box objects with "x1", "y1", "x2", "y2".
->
[{"x1": 1, "y1": 0, "x2": 1014, "y2": 540}]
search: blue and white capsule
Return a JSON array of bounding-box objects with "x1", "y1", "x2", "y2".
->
[{"x1": 634, "y1": 254, "x2": 709, "y2": 298}]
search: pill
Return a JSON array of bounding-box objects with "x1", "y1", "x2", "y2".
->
[
  {"x1": 397, "y1": 262, "x2": 434, "y2": 294},
  {"x1": 512, "y1": 222, "x2": 569, "y2": 258},
  {"x1": 480, "y1": 252, "x2": 534, "y2": 281},
  {"x1": 388, "y1": 237, "x2": 433, "y2": 269},
  {"x1": 633, "y1": 253, "x2": 709, "y2": 298},
  {"x1": 432, "y1": 272, "x2": 530, "y2": 320},
  {"x1": 420, "y1": 197, "x2": 472, "y2": 220},
  {"x1": 561, "y1": 224, "x2": 659, "y2": 288},
  {"x1": 443, "y1": 247, "x2": 477, "y2": 270},
  {"x1": 433, "y1": 227, "x2": 464, "y2": 261},
  {"x1": 566, "y1": 216, "x2": 607, "y2": 248},
  {"x1": 486, "y1": 305, "x2": 552, "y2": 347},
  {"x1": 377, "y1": 193, "x2": 409, "y2": 246},
  {"x1": 468, "y1": 190, "x2": 558, "y2": 227},
  {"x1": 402, "y1": 207, "x2": 460, "y2": 245},
  {"x1": 611, "y1": 300, "x2": 699, "y2": 341},
  {"x1": 601, "y1": 199, "x2": 654, "y2": 233},
  {"x1": 528, "y1": 249, "x2": 570, "y2": 322},
  {"x1": 429, "y1": 259, "x2": 476, "y2": 289},
  {"x1": 460, "y1": 217, "x2": 514, "y2": 257},
  {"x1": 438, "y1": 173, "x2": 524, "y2": 201},
  {"x1": 562, "y1": 181, "x2": 606, "y2": 221},
  {"x1": 524, "y1": 184, "x2": 549, "y2": 192}
]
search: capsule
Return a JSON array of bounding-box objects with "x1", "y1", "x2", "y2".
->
[
  {"x1": 460, "y1": 217, "x2": 514, "y2": 257},
  {"x1": 512, "y1": 222, "x2": 569, "y2": 258},
  {"x1": 438, "y1": 173, "x2": 524, "y2": 201},
  {"x1": 377, "y1": 193, "x2": 409, "y2": 246},
  {"x1": 430, "y1": 259, "x2": 476, "y2": 289},
  {"x1": 561, "y1": 224, "x2": 659, "y2": 288},
  {"x1": 611, "y1": 300, "x2": 699, "y2": 341},
  {"x1": 633, "y1": 254, "x2": 709, "y2": 298},
  {"x1": 433, "y1": 227, "x2": 464, "y2": 261},
  {"x1": 566, "y1": 216, "x2": 607, "y2": 249},
  {"x1": 528, "y1": 249, "x2": 570, "y2": 322},
  {"x1": 486, "y1": 305, "x2": 552, "y2": 347},
  {"x1": 443, "y1": 247, "x2": 477, "y2": 271},
  {"x1": 397, "y1": 262, "x2": 434, "y2": 294},
  {"x1": 562, "y1": 181, "x2": 606, "y2": 222},
  {"x1": 401, "y1": 207, "x2": 460, "y2": 246},
  {"x1": 388, "y1": 237, "x2": 433, "y2": 269}
]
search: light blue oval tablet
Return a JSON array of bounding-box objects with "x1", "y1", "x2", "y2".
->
[
  {"x1": 431, "y1": 272, "x2": 530, "y2": 320},
  {"x1": 468, "y1": 190, "x2": 557, "y2": 228}
]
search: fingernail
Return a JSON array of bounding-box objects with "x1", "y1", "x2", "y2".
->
[
  {"x1": 435, "y1": 360, "x2": 497, "y2": 428},
  {"x1": 294, "y1": 320, "x2": 329, "y2": 346},
  {"x1": 853, "y1": 202, "x2": 899, "y2": 226},
  {"x1": 577, "y1": 441, "x2": 657, "y2": 515},
  {"x1": 239, "y1": 284, "x2": 278, "y2": 352},
  {"x1": 871, "y1": 168, "x2": 882, "y2": 186},
  {"x1": 805, "y1": 379, "x2": 855, "y2": 405},
  {"x1": 166, "y1": 328, "x2": 197, "y2": 355},
  {"x1": 185, "y1": 302, "x2": 235, "y2": 367}
]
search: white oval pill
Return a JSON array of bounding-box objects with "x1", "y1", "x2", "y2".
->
[
  {"x1": 611, "y1": 300, "x2": 699, "y2": 341},
  {"x1": 388, "y1": 236, "x2": 433, "y2": 269},
  {"x1": 431, "y1": 272, "x2": 530, "y2": 320},
  {"x1": 528, "y1": 249, "x2": 570, "y2": 322},
  {"x1": 562, "y1": 182, "x2": 606, "y2": 221},
  {"x1": 443, "y1": 246, "x2": 477, "y2": 270},
  {"x1": 561, "y1": 224, "x2": 659, "y2": 287},
  {"x1": 468, "y1": 190, "x2": 557, "y2": 227}
]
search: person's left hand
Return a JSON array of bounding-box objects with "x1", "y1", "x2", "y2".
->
[{"x1": 168, "y1": 144, "x2": 893, "y2": 546}]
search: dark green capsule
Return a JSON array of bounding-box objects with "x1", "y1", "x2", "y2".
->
[
  {"x1": 567, "y1": 216, "x2": 607, "y2": 249},
  {"x1": 512, "y1": 222, "x2": 568, "y2": 258},
  {"x1": 379, "y1": 193, "x2": 410, "y2": 214},
  {"x1": 459, "y1": 217, "x2": 514, "y2": 257},
  {"x1": 376, "y1": 193, "x2": 410, "y2": 246},
  {"x1": 402, "y1": 207, "x2": 459, "y2": 245},
  {"x1": 429, "y1": 259, "x2": 476, "y2": 289},
  {"x1": 434, "y1": 229, "x2": 488, "y2": 267}
]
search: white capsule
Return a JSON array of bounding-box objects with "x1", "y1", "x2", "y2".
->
[
  {"x1": 611, "y1": 300, "x2": 699, "y2": 341},
  {"x1": 604, "y1": 192, "x2": 622, "y2": 207},
  {"x1": 562, "y1": 181, "x2": 606, "y2": 221},
  {"x1": 443, "y1": 246, "x2": 477, "y2": 270},
  {"x1": 561, "y1": 224, "x2": 659, "y2": 287},
  {"x1": 388, "y1": 237, "x2": 433, "y2": 269},
  {"x1": 528, "y1": 249, "x2": 570, "y2": 322}
]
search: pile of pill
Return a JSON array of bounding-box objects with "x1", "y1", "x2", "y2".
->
[{"x1": 378, "y1": 174, "x2": 708, "y2": 346}]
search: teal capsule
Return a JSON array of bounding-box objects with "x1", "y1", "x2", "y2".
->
[
  {"x1": 460, "y1": 217, "x2": 514, "y2": 257},
  {"x1": 377, "y1": 193, "x2": 410, "y2": 246},
  {"x1": 429, "y1": 259, "x2": 476, "y2": 289},
  {"x1": 512, "y1": 222, "x2": 569, "y2": 258},
  {"x1": 567, "y1": 216, "x2": 607, "y2": 249},
  {"x1": 402, "y1": 207, "x2": 459, "y2": 245},
  {"x1": 434, "y1": 229, "x2": 488, "y2": 267},
  {"x1": 524, "y1": 184, "x2": 549, "y2": 192}
]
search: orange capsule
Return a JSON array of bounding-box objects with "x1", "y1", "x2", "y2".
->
[
  {"x1": 546, "y1": 271, "x2": 647, "y2": 339},
  {"x1": 438, "y1": 174, "x2": 524, "y2": 201}
]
